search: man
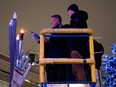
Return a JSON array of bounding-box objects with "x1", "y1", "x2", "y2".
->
[
  {"x1": 30, "y1": 15, "x2": 67, "y2": 82},
  {"x1": 65, "y1": 4, "x2": 90, "y2": 81},
  {"x1": 45, "y1": 15, "x2": 67, "y2": 82}
]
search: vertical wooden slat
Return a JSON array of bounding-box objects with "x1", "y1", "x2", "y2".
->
[
  {"x1": 39, "y1": 35, "x2": 45, "y2": 83},
  {"x1": 89, "y1": 35, "x2": 96, "y2": 82}
]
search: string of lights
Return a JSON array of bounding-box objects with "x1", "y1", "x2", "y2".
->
[{"x1": 102, "y1": 43, "x2": 116, "y2": 86}]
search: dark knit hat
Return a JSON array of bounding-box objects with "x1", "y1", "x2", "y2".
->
[{"x1": 67, "y1": 4, "x2": 79, "y2": 12}]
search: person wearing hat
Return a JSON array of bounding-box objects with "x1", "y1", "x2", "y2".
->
[
  {"x1": 65, "y1": 4, "x2": 91, "y2": 81},
  {"x1": 67, "y1": 3, "x2": 88, "y2": 28}
]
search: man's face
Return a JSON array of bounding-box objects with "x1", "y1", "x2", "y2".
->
[
  {"x1": 51, "y1": 17, "x2": 60, "y2": 27},
  {"x1": 67, "y1": 10, "x2": 75, "y2": 17}
]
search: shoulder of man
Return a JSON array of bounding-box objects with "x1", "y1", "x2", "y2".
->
[{"x1": 72, "y1": 10, "x2": 88, "y2": 21}]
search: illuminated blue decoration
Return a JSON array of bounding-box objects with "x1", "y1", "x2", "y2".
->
[{"x1": 102, "y1": 43, "x2": 116, "y2": 87}]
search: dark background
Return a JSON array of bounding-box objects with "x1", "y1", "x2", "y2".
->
[{"x1": 0, "y1": 0, "x2": 116, "y2": 55}]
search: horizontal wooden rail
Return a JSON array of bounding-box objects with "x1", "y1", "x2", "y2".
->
[
  {"x1": 39, "y1": 58, "x2": 95, "y2": 65},
  {"x1": 40, "y1": 28, "x2": 93, "y2": 35}
]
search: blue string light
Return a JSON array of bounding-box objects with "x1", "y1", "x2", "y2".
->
[{"x1": 102, "y1": 43, "x2": 116, "y2": 87}]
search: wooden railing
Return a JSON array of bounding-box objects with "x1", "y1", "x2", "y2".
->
[{"x1": 39, "y1": 28, "x2": 96, "y2": 83}]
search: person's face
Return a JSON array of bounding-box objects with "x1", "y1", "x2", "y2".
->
[
  {"x1": 51, "y1": 17, "x2": 60, "y2": 27},
  {"x1": 67, "y1": 10, "x2": 75, "y2": 17}
]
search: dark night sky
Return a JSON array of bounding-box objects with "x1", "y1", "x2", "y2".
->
[{"x1": 0, "y1": 0, "x2": 116, "y2": 55}]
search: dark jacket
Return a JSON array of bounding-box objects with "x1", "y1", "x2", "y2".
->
[
  {"x1": 70, "y1": 10, "x2": 88, "y2": 28},
  {"x1": 46, "y1": 24, "x2": 66, "y2": 58},
  {"x1": 45, "y1": 24, "x2": 67, "y2": 82},
  {"x1": 94, "y1": 40, "x2": 104, "y2": 69},
  {"x1": 66, "y1": 10, "x2": 89, "y2": 58}
]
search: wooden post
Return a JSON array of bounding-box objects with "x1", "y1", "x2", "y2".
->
[
  {"x1": 89, "y1": 35, "x2": 96, "y2": 82},
  {"x1": 39, "y1": 35, "x2": 45, "y2": 83}
]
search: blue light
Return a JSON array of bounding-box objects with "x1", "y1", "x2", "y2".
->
[{"x1": 102, "y1": 43, "x2": 116, "y2": 86}]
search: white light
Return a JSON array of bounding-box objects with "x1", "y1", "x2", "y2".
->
[
  {"x1": 16, "y1": 34, "x2": 20, "y2": 40},
  {"x1": 26, "y1": 55, "x2": 28, "y2": 59},
  {"x1": 46, "y1": 84, "x2": 90, "y2": 87},
  {"x1": 20, "y1": 29, "x2": 24, "y2": 34},
  {"x1": 13, "y1": 12, "x2": 17, "y2": 19},
  {"x1": 9, "y1": 20, "x2": 13, "y2": 25},
  {"x1": 69, "y1": 84, "x2": 90, "y2": 87}
]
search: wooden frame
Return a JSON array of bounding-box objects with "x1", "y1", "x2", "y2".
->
[{"x1": 39, "y1": 28, "x2": 96, "y2": 83}]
